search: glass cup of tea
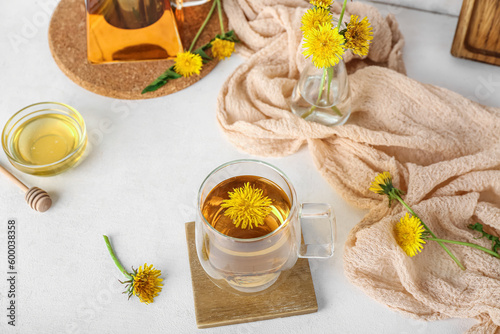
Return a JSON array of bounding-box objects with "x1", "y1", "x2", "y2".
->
[{"x1": 196, "y1": 160, "x2": 335, "y2": 293}]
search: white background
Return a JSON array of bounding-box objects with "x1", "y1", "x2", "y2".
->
[{"x1": 0, "y1": 1, "x2": 499, "y2": 333}]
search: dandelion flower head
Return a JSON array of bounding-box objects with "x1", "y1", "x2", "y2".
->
[
  {"x1": 174, "y1": 51, "x2": 203, "y2": 78},
  {"x1": 302, "y1": 23, "x2": 345, "y2": 68},
  {"x1": 133, "y1": 264, "x2": 163, "y2": 304},
  {"x1": 301, "y1": 7, "x2": 333, "y2": 35},
  {"x1": 221, "y1": 183, "x2": 273, "y2": 229},
  {"x1": 345, "y1": 15, "x2": 373, "y2": 57},
  {"x1": 394, "y1": 213, "x2": 426, "y2": 257},
  {"x1": 211, "y1": 38, "x2": 235, "y2": 60},
  {"x1": 310, "y1": 0, "x2": 333, "y2": 8}
]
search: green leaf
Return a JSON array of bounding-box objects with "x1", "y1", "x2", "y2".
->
[
  {"x1": 141, "y1": 66, "x2": 181, "y2": 94},
  {"x1": 215, "y1": 30, "x2": 240, "y2": 43},
  {"x1": 468, "y1": 222, "x2": 500, "y2": 253},
  {"x1": 193, "y1": 48, "x2": 212, "y2": 62}
]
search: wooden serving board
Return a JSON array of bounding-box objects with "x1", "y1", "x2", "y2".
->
[
  {"x1": 451, "y1": 0, "x2": 500, "y2": 66},
  {"x1": 48, "y1": 0, "x2": 227, "y2": 99},
  {"x1": 185, "y1": 222, "x2": 318, "y2": 329}
]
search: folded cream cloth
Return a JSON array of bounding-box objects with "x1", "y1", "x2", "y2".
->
[{"x1": 218, "y1": 1, "x2": 500, "y2": 332}]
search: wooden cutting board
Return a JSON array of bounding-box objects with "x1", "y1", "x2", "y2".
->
[
  {"x1": 451, "y1": 0, "x2": 500, "y2": 66},
  {"x1": 185, "y1": 222, "x2": 318, "y2": 329}
]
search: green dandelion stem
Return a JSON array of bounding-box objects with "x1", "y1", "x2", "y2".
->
[
  {"x1": 392, "y1": 192, "x2": 466, "y2": 270},
  {"x1": 103, "y1": 235, "x2": 133, "y2": 280},
  {"x1": 302, "y1": 68, "x2": 327, "y2": 119},
  {"x1": 217, "y1": 0, "x2": 225, "y2": 35},
  {"x1": 426, "y1": 238, "x2": 500, "y2": 259},
  {"x1": 316, "y1": 68, "x2": 327, "y2": 105},
  {"x1": 331, "y1": 105, "x2": 343, "y2": 116},
  {"x1": 337, "y1": 0, "x2": 348, "y2": 30},
  {"x1": 301, "y1": 106, "x2": 316, "y2": 119},
  {"x1": 326, "y1": 66, "x2": 333, "y2": 103},
  {"x1": 189, "y1": 0, "x2": 218, "y2": 52},
  {"x1": 393, "y1": 193, "x2": 433, "y2": 235}
]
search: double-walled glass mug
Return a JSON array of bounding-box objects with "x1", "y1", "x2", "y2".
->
[{"x1": 196, "y1": 160, "x2": 335, "y2": 293}]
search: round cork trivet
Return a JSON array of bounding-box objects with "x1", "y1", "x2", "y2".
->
[{"x1": 48, "y1": 0, "x2": 227, "y2": 100}]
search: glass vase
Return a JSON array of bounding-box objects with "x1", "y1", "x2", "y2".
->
[{"x1": 290, "y1": 59, "x2": 351, "y2": 126}]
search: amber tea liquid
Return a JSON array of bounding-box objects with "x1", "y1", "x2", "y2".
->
[
  {"x1": 86, "y1": 0, "x2": 183, "y2": 64},
  {"x1": 202, "y1": 175, "x2": 291, "y2": 239}
]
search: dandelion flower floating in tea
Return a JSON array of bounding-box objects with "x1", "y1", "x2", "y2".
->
[{"x1": 221, "y1": 182, "x2": 273, "y2": 229}]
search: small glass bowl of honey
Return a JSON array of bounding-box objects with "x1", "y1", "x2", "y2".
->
[{"x1": 2, "y1": 102, "x2": 87, "y2": 176}]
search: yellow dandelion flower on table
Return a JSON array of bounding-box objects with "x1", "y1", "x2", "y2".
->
[
  {"x1": 133, "y1": 263, "x2": 163, "y2": 304},
  {"x1": 394, "y1": 213, "x2": 427, "y2": 257},
  {"x1": 211, "y1": 38, "x2": 235, "y2": 60},
  {"x1": 302, "y1": 23, "x2": 345, "y2": 69},
  {"x1": 174, "y1": 51, "x2": 203, "y2": 78},
  {"x1": 221, "y1": 182, "x2": 273, "y2": 229},
  {"x1": 301, "y1": 7, "x2": 333, "y2": 35},
  {"x1": 310, "y1": 0, "x2": 333, "y2": 8},
  {"x1": 345, "y1": 15, "x2": 373, "y2": 57},
  {"x1": 369, "y1": 171, "x2": 404, "y2": 207},
  {"x1": 369, "y1": 171, "x2": 393, "y2": 195}
]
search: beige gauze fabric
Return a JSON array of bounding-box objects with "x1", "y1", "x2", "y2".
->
[{"x1": 218, "y1": 0, "x2": 500, "y2": 333}]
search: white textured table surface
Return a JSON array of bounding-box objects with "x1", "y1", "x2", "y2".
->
[{"x1": 1, "y1": 1, "x2": 499, "y2": 333}]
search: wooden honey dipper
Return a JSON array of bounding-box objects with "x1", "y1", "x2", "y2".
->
[{"x1": 0, "y1": 163, "x2": 52, "y2": 212}]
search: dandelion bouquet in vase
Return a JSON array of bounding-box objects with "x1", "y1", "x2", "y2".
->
[{"x1": 290, "y1": 0, "x2": 373, "y2": 126}]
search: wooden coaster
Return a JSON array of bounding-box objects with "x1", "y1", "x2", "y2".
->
[
  {"x1": 48, "y1": 0, "x2": 227, "y2": 99},
  {"x1": 185, "y1": 222, "x2": 318, "y2": 329}
]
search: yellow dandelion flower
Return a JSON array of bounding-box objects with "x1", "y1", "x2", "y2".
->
[
  {"x1": 221, "y1": 182, "x2": 273, "y2": 229},
  {"x1": 310, "y1": 0, "x2": 333, "y2": 8},
  {"x1": 369, "y1": 172, "x2": 393, "y2": 195},
  {"x1": 211, "y1": 38, "x2": 235, "y2": 60},
  {"x1": 301, "y1": 8, "x2": 333, "y2": 35},
  {"x1": 394, "y1": 213, "x2": 427, "y2": 257},
  {"x1": 345, "y1": 15, "x2": 373, "y2": 57},
  {"x1": 302, "y1": 23, "x2": 345, "y2": 68},
  {"x1": 132, "y1": 263, "x2": 163, "y2": 304},
  {"x1": 174, "y1": 51, "x2": 203, "y2": 78},
  {"x1": 369, "y1": 171, "x2": 404, "y2": 207}
]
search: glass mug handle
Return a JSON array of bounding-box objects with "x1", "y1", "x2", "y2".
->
[{"x1": 298, "y1": 203, "x2": 336, "y2": 258}]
